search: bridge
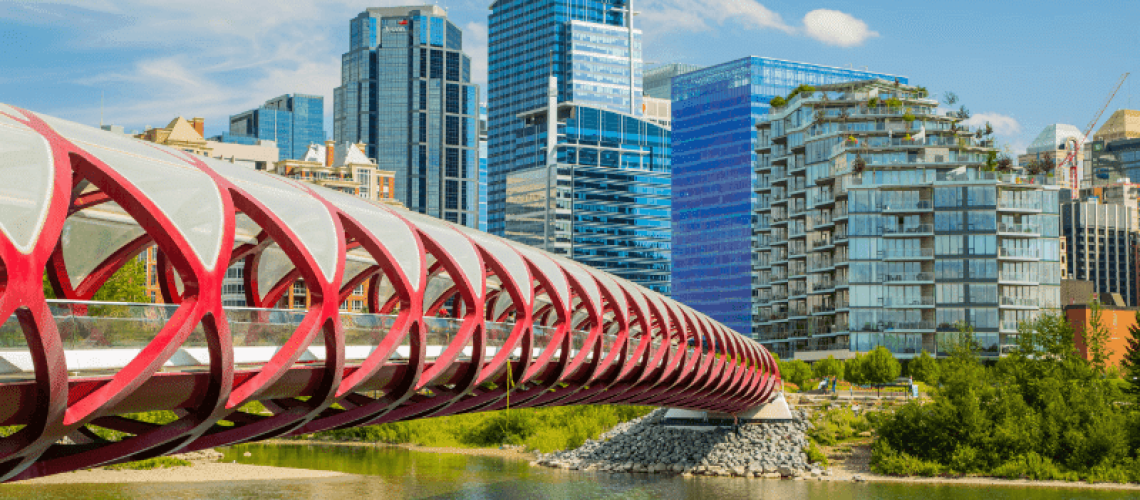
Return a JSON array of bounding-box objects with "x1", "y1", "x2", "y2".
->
[{"x1": 0, "y1": 104, "x2": 779, "y2": 481}]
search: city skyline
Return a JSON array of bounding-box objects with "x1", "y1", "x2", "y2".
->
[{"x1": 3, "y1": 1, "x2": 1138, "y2": 158}]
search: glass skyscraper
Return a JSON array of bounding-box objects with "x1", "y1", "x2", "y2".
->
[
  {"x1": 227, "y1": 94, "x2": 325, "y2": 161},
  {"x1": 505, "y1": 103, "x2": 672, "y2": 294},
  {"x1": 753, "y1": 79, "x2": 1061, "y2": 360},
  {"x1": 487, "y1": 0, "x2": 640, "y2": 236},
  {"x1": 334, "y1": 6, "x2": 480, "y2": 227},
  {"x1": 671, "y1": 57, "x2": 905, "y2": 337}
]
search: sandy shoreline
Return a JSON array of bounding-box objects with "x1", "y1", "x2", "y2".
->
[{"x1": 11, "y1": 462, "x2": 347, "y2": 485}]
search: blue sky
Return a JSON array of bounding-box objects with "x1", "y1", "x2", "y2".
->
[{"x1": 1, "y1": 0, "x2": 1137, "y2": 155}]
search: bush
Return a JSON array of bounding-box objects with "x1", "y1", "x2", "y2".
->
[
  {"x1": 805, "y1": 441, "x2": 828, "y2": 466},
  {"x1": 992, "y1": 452, "x2": 1072, "y2": 481},
  {"x1": 808, "y1": 407, "x2": 872, "y2": 446},
  {"x1": 105, "y1": 456, "x2": 191, "y2": 471},
  {"x1": 780, "y1": 359, "x2": 813, "y2": 388},
  {"x1": 769, "y1": 96, "x2": 786, "y2": 108},
  {"x1": 871, "y1": 440, "x2": 943, "y2": 476}
]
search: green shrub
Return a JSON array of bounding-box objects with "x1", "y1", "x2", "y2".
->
[
  {"x1": 805, "y1": 441, "x2": 828, "y2": 466},
  {"x1": 992, "y1": 452, "x2": 1071, "y2": 481},
  {"x1": 808, "y1": 407, "x2": 872, "y2": 446},
  {"x1": 105, "y1": 456, "x2": 191, "y2": 471},
  {"x1": 871, "y1": 440, "x2": 943, "y2": 476}
]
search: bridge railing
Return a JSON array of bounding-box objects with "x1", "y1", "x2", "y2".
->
[{"x1": 0, "y1": 300, "x2": 689, "y2": 379}]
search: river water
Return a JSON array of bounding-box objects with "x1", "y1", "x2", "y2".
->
[{"x1": 1, "y1": 443, "x2": 1135, "y2": 499}]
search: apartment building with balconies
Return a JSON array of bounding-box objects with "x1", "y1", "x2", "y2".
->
[{"x1": 753, "y1": 79, "x2": 1062, "y2": 360}]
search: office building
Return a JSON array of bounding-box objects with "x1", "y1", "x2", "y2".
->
[
  {"x1": 226, "y1": 94, "x2": 324, "y2": 161},
  {"x1": 749, "y1": 79, "x2": 1062, "y2": 360},
  {"x1": 487, "y1": 0, "x2": 642, "y2": 236},
  {"x1": 643, "y1": 63, "x2": 702, "y2": 100},
  {"x1": 1067, "y1": 303, "x2": 1139, "y2": 367},
  {"x1": 1062, "y1": 191, "x2": 1138, "y2": 307},
  {"x1": 670, "y1": 57, "x2": 905, "y2": 338},
  {"x1": 333, "y1": 6, "x2": 480, "y2": 227},
  {"x1": 505, "y1": 101, "x2": 672, "y2": 293},
  {"x1": 1094, "y1": 109, "x2": 1140, "y2": 143}
]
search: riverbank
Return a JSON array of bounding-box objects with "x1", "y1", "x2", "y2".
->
[
  {"x1": 823, "y1": 438, "x2": 1140, "y2": 490},
  {"x1": 14, "y1": 462, "x2": 347, "y2": 485}
]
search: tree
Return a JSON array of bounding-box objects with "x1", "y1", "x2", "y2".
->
[
  {"x1": 845, "y1": 353, "x2": 866, "y2": 385},
  {"x1": 942, "y1": 91, "x2": 959, "y2": 106},
  {"x1": 863, "y1": 346, "x2": 902, "y2": 396},
  {"x1": 43, "y1": 257, "x2": 149, "y2": 304},
  {"x1": 957, "y1": 105, "x2": 971, "y2": 120},
  {"x1": 769, "y1": 96, "x2": 787, "y2": 108},
  {"x1": 781, "y1": 359, "x2": 814, "y2": 388},
  {"x1": 984, "y1": 121, "x2": 994, "y2": 136},
  {"x1": 813, "y1": 355, "x2": 844, "y2": 381},
  {"x1": 908, "y1": 350, "x2": 940, "y2": 385},
  {"x1": 1085, "y1": 299, "x2": 1114, "y2": 376},
  {"x1": 1121, "y1": 311, "x2": 1140, "y2": 397}
]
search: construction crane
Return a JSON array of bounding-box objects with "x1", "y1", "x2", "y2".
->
[{"x1": 1057, "y1": 73, "x2": 1129, "y2": 198}]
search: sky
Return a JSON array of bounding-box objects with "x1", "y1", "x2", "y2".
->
[{"x1": 1, "y1": 0, "x2": 1138, "y2": 155}]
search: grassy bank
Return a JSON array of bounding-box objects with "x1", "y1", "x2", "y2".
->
[{"x1": 305, "y1": 405, "x2": 654, "y2": 453}]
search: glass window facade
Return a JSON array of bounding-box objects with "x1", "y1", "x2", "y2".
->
[
  {"x1": 334, "y1": 7, "x2": 480, "y2": 228},
  {"x1": 487, "y1": 0, "x2": 638, "y2": 236},
  {"x1": 227, "y1": 94, "x2": 324, "y2": 161},
  {"x1": 746, "y1": 79, "x2": 1061, "y2": 360},
  {"x1": 671, "y1": 57, "x2": 904, "y2": 338},
  {"x1": 506, "y1": 104, "x2": 671, "y2": 294}
]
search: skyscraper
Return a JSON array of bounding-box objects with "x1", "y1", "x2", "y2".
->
[
  {"x1": 487, "y1": 0, "x2": 641, "y2": 236},
  {"x1": 671, "y1": 57, "x2": 905, "y2": 337},
  {"x1": 226, "y1": 94, "x2": 324, "y2": 161},
  {"x1": 489, "y1": 1, "x2": 672, "y2": 293},
  {"x1": 334, "y1": 6, "x2": 480, "y2": 227}
]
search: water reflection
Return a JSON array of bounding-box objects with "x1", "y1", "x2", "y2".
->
[{"x1": 0, "y1": 443, "x2": 1134, "y2": 500}]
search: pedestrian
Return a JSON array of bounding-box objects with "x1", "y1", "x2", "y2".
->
[{"x1": 830, "y1": 376, "x2": 837, "y2": 394}]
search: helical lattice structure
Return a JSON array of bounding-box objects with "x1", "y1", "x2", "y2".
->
[{"x1": 0, "y1": 104, "x2": 779, "y2": 481}]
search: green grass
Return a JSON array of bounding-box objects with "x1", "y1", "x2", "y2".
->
[
  {"x1": 304, "y1": 405, "x2": 653, "y2": 453},
  {"x1": 104, "y1": 456, "x2": 191, "y2": 471}
]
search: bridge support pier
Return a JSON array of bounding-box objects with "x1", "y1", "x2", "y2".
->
[{"x1": 661, "y1": 393, "x2": 793, "y2": 429}]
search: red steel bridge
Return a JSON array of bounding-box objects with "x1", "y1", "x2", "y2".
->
[{"x1": 0, "y1": 104, "x2": 780, "y2": 481}]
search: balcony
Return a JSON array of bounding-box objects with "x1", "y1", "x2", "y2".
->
[
  {"x1": 998, "y1": 248, "x2": 1040, "y2": 260},
  {"x1": 882, "y1": 248, "x2": 935, "y2": 260},
  {"x1": 789, "y1": 284, "x2": 807, "y2": 296},
  {"x1": 883, "y1": 272, "x2": 934, "y2": 283},
  {"x1": 997, "y1": 201, "x2": 1043, "y2": 212},
  {"x1": 886, "y1": 321, "x2": 937, "y2": 332},
  {"x1": 998, "y1": 223, "x2": 1041, "y2": 237},
  {"x1": 882, "y1": 200, "x2": 933, "y2": 213},
  {"x1": 882, "y1": 224, "x2": 934, "y2": 237},
  {"x1": 999, "y1": 272, "x2": 1038, "y2": 284},
  {"x1": 883, "y1": 296, "x2": 936, "y2": 308},
  {"x1": 1000, "y1": 296, "x2": 1039, "y2": 308}
]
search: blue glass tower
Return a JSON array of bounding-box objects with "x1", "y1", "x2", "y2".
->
[
  {"x1": 227, "y1": 94, "x2": 325, "y2": 161},
  {"x1": 487, "y1": 0, "x2": 640, "y2": 236},
  {"x1": 334, "y1": 6, "x2": 480, "y2": 227},
  {"x1": 671, "y1": 57, "x2": 904, "y2": 337},
  {"x1": 505, "y1": 104, "x2": 672, "y2": 294},
  {"x1": 479, "y1": 104, "x2": 489, "y2": 231}
]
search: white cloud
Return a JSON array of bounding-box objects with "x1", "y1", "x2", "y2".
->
[
  {"x1": 640, "y1": 0, "x2": 793, "y2": 34},
  {"x1": 802, "y1": 9, "x2": 879, "y2": 47},
  {"x1": 965, "y1": 112, "x2": 1023, "y2": 137},
  {"x1": 19, "y1": 0, "x2": 404, "y2": 134}
]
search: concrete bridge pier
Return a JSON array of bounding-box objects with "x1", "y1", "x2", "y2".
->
[{"x1": 661, "y1": 393, "x2": 794, "y2": 429}]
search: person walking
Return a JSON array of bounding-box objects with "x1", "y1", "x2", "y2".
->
[{"x1": 830, "y1": 376, "x2": 837, "y2": 394}]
